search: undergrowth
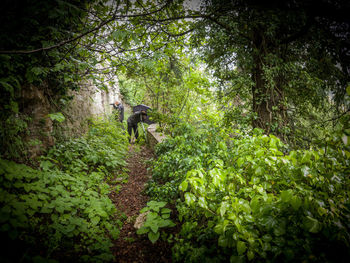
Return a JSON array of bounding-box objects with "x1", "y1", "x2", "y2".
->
[
  {"x1": 147, "y1": 120, "x2": 350, "y2": 262},
  {"x1": 0, "y1": 118, "x2": 128, "y2": 262}
]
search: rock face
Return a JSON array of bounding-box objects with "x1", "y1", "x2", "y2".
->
[
  {"x1": 21, "y1": 82, "x2": 54, "y2": 158},
  {"x1": 19, "y1": 80, "x2": 121, "y2": 159},
  {"x1": 147, "y1": 124, "x2": 167, "y2": 151},
  {"x1": 90, "y1": 81, "x2": 121, "y2": 116}
]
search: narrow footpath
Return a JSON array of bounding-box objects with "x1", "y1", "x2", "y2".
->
[{"x1": 110, "y1": 145, "x2": 172, "y2": 263}]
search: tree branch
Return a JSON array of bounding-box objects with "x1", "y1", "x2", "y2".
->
[
  {"x1": 0, "y1": 0, "x2": 172, "y2": 54},
  {"x1": 320, "y1": 108, "x2": 350, "y2": 126}
]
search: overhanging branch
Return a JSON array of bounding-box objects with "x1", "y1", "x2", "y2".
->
[{"x1": 0, "y1": 0, "x2": 172, "y2": 55}]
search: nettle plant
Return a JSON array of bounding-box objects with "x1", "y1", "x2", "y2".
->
[{"x1": 136, "y1": 201, "x2": 175, "y2": 244}]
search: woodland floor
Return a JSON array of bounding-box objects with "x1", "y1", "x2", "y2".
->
[{"x1": 109, "y1": 144, "x2": 172, "y2": 263}]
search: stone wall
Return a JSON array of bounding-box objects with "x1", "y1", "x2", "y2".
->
[
  {"x1": 90, "y1": 81, "x2": 121, "y2": 116},
  {"x1": 20, "y1": 80, "x2": 122, "y2": 159},
  {"x1": 147, "y1": 124, "x2": 167, "y2": 151},
  {"x1": 21, "y1": 82, "x2": 54, "y2": 158}
]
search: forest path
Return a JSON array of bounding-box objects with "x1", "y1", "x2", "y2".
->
[{"x1": 109, "y1": 144, "x2": 172, "y2": 263}]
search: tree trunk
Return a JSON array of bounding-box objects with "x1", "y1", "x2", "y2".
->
[
  {"x1": 252, "y1": 62, "x2": 272, "y2": 132},
  {"x1": 251, "y1": 30, "x2": 287, "y2": 136},
  {"x1": 251, "y1": 30, "x2": 272, "y2": 133}
]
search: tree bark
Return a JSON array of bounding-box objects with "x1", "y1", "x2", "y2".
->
[
  {"x1": 251, "y1": 30, "x2": 272, "y2": 133},
  {"x1": 251, "y1": 30, "x2": 287, "y2": 135},
  {"x1": 252, "y1": 62, "x2": 272, "y2": 132}
]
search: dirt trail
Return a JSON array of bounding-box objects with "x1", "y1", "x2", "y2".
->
[{"x1": 110, "y1": 145, "x2": 172, "y2": 263}]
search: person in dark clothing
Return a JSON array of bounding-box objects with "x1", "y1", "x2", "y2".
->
[
  {"x1": 127, "y1": 110, "x2": 147, "y2": 143},
  {"x1": 112, "y1": 101, "x2": 124, "y2": 122}
]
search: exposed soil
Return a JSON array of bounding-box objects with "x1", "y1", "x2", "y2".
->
[{"x1": 110, "y1": 144, "x2": 172, "y2": 263}]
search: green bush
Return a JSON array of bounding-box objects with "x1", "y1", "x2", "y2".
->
[
  {"x1": 147, "y1": 123, "x2": 224, "y2": 201},
  {"x1": 148, "y1": 121, "x2": 350, "y2": 262},
  {"x1": 0, "y1": 118, "x2": 128, "y2": 262}
]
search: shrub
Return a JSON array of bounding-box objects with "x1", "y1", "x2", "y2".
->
[
  {"x1": 148, "y1": 121, "x2": 350, "y2": 262},
  {"x1": 0, "y1": 118, "x2": 128, "y2": 262}
]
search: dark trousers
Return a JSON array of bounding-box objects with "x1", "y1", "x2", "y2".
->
[{"x1": 127, "y1": 122, "x2": 138, "y2": 142}]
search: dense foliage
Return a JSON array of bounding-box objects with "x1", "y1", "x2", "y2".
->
[
  {"x1": 190, "y1": 0, "x2": 349, "y2": 139},
  {"x1": 0, "y1": 0, "x2": 190, "y2": 160},
  {"x1": 147, "y1": 116, "x2": 350, "y2": 262},
  {"x1": 1, "y1": 1, "x2": 349, "y2": 262},
  {"x1": 0, "y1": 119, "x2": 128, "y2": 262},
  {"x1": 0, "y1": 0, "x2": 97, "y2": 160}
]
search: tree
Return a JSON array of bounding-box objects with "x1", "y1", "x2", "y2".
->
[
  {"x1": 118, "y1": 50, "x2": 213, "y2": 128},
  {"x1": 189, "y1": 0, "x2": 350, "y2": 137},
  {"x1": 0, "y1": 0, "x2": 190, "y2": 159}
]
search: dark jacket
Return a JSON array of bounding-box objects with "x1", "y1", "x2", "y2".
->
[
  {"x1": 113, "y1": 103, "x2": 124, "y2": 122},
  {"x1": 127, "y1": 111, "x2": 145, "y2": 126}
]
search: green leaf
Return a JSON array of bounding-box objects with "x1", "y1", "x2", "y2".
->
[
  {"x1": 40, "y1": 160, "x2": 54, "y2": 171},
  {"x1": 48, "y1": 112, "x2": 65, "y2": 123},
  {"x1": 218, "y1": 235, "x2": 229, "y2": 247},
  {"x1": 158, "y1": 219, "x2": 175, "y2": 228},
  {"x1": 91, "y1": 216, "x2": 100, "y2": 225},
  {"x1": 198, "y1": 197, "x2": 207, "y2": 209},
  {"x1": 5, "y1": 101, "x2": 19, "y2": 113},
  {"x1": 280, "y1": 189, "x2": 293, "y2": 203},
  {"x1": 146, "y1": 201, "x2": 166, "y2": 212},
  {"x1": 148, "y1": 231, "x2": 160, "y2": 244},
  {"x1": 247, "y1": 250, "x2": 255, "y2": 261},
  {"x1": 112, "y1": 30, "x2": 126, "y2": 42},
  {"x1": 262, "y1": 216, "x2": 277, "y2": 229},
  {"x1": 290, "y1": 195, "x2": 302, "y2": 210},
  {"x1": 237, "y1": 241, "x2": 247, "y2": 255},
  {"x1": 140, "y1": 207, "x2": 149, "y2": 213},
  {"x1": 219, "y1": 201, "x2": 229, "y2": 217},
  {"x1": 250, "y1": 197, "x2": 260, "y2": 213},
  {"x1": 179, "y1": 180, "x2": 188, "y2": 191},
  {"x1": 136, "y1": 227, "x2": 149, "y2": 235},
  {"x1": 214, "y1": 220, "x2": 229, "y2": 235},
  {"x1": 237, "y1": 158, "x2": 244, "y2": 167},
  {"x1": 273, "y1": 222, "x2": 286, "y2": 236},
  {"x1": 110, "y1": 227, "x2": 120, "y2": 239},
  {"x1": 269, "y1": 136, "x2": 277, "y2": 149},
  {"x1": 31, "y1": 67, "x2": 44, "y2": 76},
  {"x1": 161, "y1": 208, "x2": 172, "y2": 214},
  {"x1": 301, "y1": 151, "x2": 312, "y2": 164},
  {"x1": 255, "y1": 149, "x2": 265, "y2": 158},
  {"x1": 304, "y1": 216, "x2": 321, "y2": 233},
  {"x1": 149, "y1": 222, "x2": 159, "y2": 234},
  {"x1": 184, "y1": 192, "x2": 196, "y2": 206},
  {"x1": 214, "y1": 223, "x2": 223, "y2": 234},
  {"x1": 255, "y1": 166, "x2": 263, "y2": 176},
  {"x1": 65, "y1": 224, "x2": 75, "y2": 233},
  {"x1": 0, "y1": 80, "x2": 14, "y2": 96},
  {"x1": 230, "y1": 255, "x2": 245, "y2": 263},
  {"x1": 146, "y1": 212, "x2": 158, "y2": 221}
]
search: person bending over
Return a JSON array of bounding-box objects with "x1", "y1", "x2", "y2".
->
[{"x1": 127, "y1": 110, "x2": 147, "y2": 143}]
